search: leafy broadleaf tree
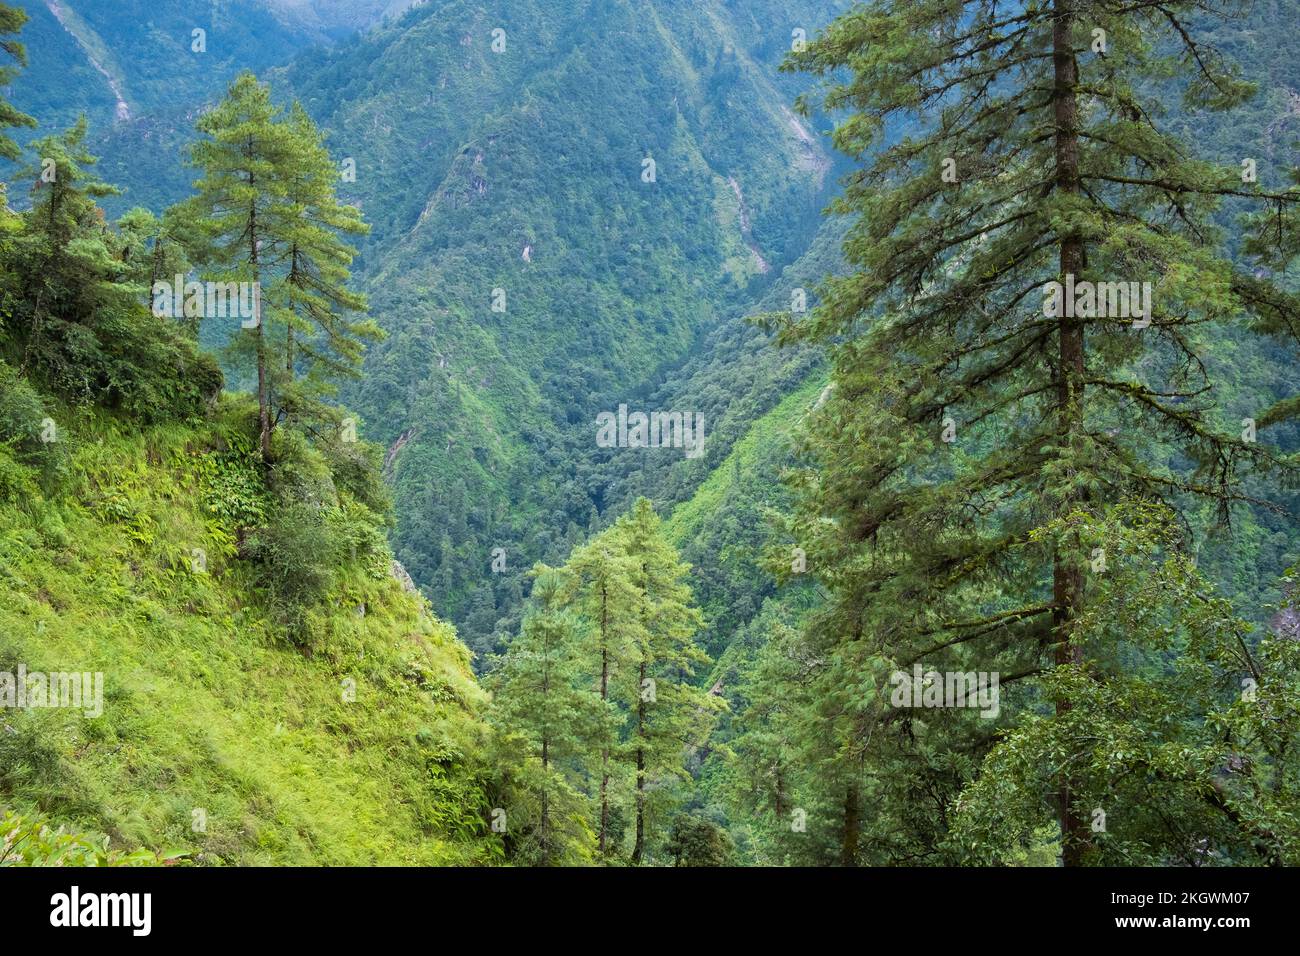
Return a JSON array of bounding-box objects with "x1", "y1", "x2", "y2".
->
[
  {"x1": 782, "y1": 0, "x2": 1300, "y2": 864},
  {"x1": 953, "y1": 503, "x2": 1300, "y2": 865},
  {"x1": 664, "y1": 814, "x2": 735, "y2": 866}
]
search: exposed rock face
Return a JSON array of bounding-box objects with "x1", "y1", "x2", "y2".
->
[
  {"x1": 384, "y1": 427, "x2": 415, "y2": 476},
  {"x1": 1272, "y1": 606, "x2": 1300, "y2": 640},
  {"x1": 46, "y1": 0, "x2": 131, "y2": 121},
  {"x1": 390, "y1": 559, "x2": 420, "y2": 596}
]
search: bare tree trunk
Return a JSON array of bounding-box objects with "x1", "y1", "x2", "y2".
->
[
  {"x1": 540, "y1": 735, "x2": 550, "y2": 866},
  {"x1": 598, "y1": 583, "x2": 610, "y2": 856},
  {"x1": 840, "y1": 782, "x2": 860, "y2": 866},
  {"x1": 285, "y1": 245, "x2": 297, "y2": 377},
  {"x1": 631, "y1": 657, "x2": 647, "y2": 864},
  {"x1": 1052, "y1": 0, "x2": 1089, "y2": 867},
  {"x1": 249, "y1": 182, "x2": 270, "y2": 461}
]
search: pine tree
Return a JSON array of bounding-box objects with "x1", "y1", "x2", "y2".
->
[
  {"x1": 269, "y1": 102, "x2": 378, "y2": 428},
  {"x1": 0, "y1": 3, "x2": 35, "y2": 162},
  {"x1": 563, "y1": 530, "x2": 645, "y2": 857},
  {"x1": 189, "y1": 72, "x2": 294, "y2": 460},
  {"x1": 118, "y1": 207, "x2": 194, "y2": 325},
  {"x1": 783, "y1": 0, "x2": 1300, "y2": 864},
  {"x1": 489, "y1": 566, "x2": 599, "y2": 864},
  {"x1": 615, "y1": 498, "x2": 717, "y2": 864},
  {"x1": 11, "y1": 118, "x2": 123, "y2": 384},
  {"x1": 2, "y1": 120, "x2": 217, "y2": 416},
  {"x1": 727, "y1": 607, "x2": 850, "y2": 865}
]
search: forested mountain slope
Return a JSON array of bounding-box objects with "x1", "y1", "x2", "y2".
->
[
  {"x1": 4, "y1": 0, "x2": 1300, "y2": 869},
  {"x1": 3, "y1": 0, "x2": 852, "y2": 661},
  {"x1": 8, "y1": 1, "x2": 1297, "y2": 670},
  {"x1": 275, "y1": 0, "x2": 850, "y2": 656},
  {"x1": 5, "y1": 0, "x2": 401, "y2": 213}
]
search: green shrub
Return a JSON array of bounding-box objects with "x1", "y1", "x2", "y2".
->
[
  {"x1": 88, "y1": 309, "x2": 224, "y2": 423},
  {"x1": 320, "y1": 432, "x2": 392, "y2": 517},
  {"x1": 242, "y1": 500, "x2": 339, "y2": 643},
  {"x1": 664, "y1": 815, "x2": 735, "y2": 866},
  {"x1": 0, "y1": 809, "x2": 186, "y2": 866},
  {"x1": 0, "y1": 358, "x2": 68, "y2": 487},
  {"x1": 268, "y1": 426, "x2": 336, "y2": 506},
  {"x1": 0, "y1": 445, "x2": 39, "y2": 504}
]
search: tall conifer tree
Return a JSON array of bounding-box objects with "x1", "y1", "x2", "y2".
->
[
  {"x1": 784, "y1": 0, "x2": 1300, "y2": 863},
  {"x1": 564, "y1": 532, "x2": 645, "y2": 856},
  {"x1": 489, "y1": 567, "x2": 598, "y2": 864},
  {"x1": 270, "y1": 102, "x2": 378, "y2": 416},
  {"x1": 190, "y1": 72, "x2": 293, "y2": 460},
  {"x1": 13, "y1": 119, "x2": 123, "y2": 383},
  {"x1": 616, "y1": 498, "x2": 716, "y2": 864}
]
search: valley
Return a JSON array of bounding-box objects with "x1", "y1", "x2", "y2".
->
[{"x1": 2, "y1": 0, "x2": 1299, "y2": 868}]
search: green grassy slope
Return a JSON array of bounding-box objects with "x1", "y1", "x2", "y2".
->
[
  {"x1": 660, "y1": 373, "x2": 824, "y2": 655},
  {"x1": 0, "y1": 401, "x2": 498, "y2": 865}
]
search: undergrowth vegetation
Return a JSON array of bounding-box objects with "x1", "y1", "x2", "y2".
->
[{"x1": 0, "y1": 395, "x2": 499, "y2": 864}]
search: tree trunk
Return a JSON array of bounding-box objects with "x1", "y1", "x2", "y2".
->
[
  {"x1": 250, "y1": 184, "x2": 270, "y2": 461},
  {"x1": 285, "y1": 245, "x2": 297, "y2": 377},
  {"x1": 631, "y1": 657, "x2": 647, "y2": 864},
  {"x1": 840, "y1": 781, "x2": 860, "y2": 866},
  {"x1": 256, "y1": 313, "x2": 270, "y2": 459},
  {"x1": 1051, "y1": 0, "x2": 1089, "y2": 867},
  {"x1": 598, "y1": 582, "x2": 610, "y2": 856},
  {"x1": 150, "y1": 237, "x2": 163, "y2": 295},
  {"x1": 540, "y1": 735, "x2": 550, "y2": 866}
]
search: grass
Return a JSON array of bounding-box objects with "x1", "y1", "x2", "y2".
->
[
  {"x1": 665, "y1": 373, "x2": 825, "y2": 547},
  {"x1": 0, "y1": 400, "x2": 500, "y2": 865}
]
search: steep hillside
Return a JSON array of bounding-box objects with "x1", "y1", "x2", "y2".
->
[{"x1": 0, "y1": 395, "x2": 497, "y2": 865}]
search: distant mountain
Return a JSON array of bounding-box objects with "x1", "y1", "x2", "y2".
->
[
  {"x1": 5, "y1": 0, "x2": 401, "y2": 210},
  {"x1": 276, "y1": 0, "x2": 850, "y2": 656}
]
